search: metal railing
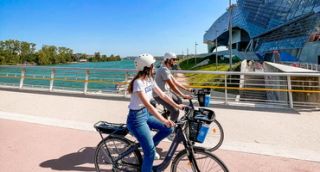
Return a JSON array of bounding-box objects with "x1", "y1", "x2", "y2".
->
[
  {"x1": 0, "y1": 65, "x2": 319, "y2": 109},
  {"x1": 280, "y1": 62, "x2": 320, "y2": 71},
  {"x1": 175, "y1": 70, "x2": 320, "y2": 109},
  {"x1": 0, "y1": 65, "x2": 137, "y2": 96}
]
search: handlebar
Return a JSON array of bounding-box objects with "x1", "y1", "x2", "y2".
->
[
  {"x1": 176, "y1": 103, "x2": 215, "y2": 128},
  {"x1": 182, "y1": 105, "x2": 192, "y2": 113},
  {"x1": 188, "y1": 88, "x2": 211, "y2": 109},
  {"x1": 190, "y1": 88, "x2": 211, "y2": 96},
  {"x1": 188, "y1": 99, "x2": 195, "y2": 110},
  {"x1": 176, "y1": 106, "x2": 192, "y2": 121}
]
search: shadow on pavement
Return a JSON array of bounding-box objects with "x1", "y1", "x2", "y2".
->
[
  {"x1": 156, "y1": 147, "x2": 168, "y2": 160},
  {"x1": 39, "y1": 146, "x2": 171, "y2": 171},
  {"x1": 39, "y1": 147, "x2": 96, "y2": 171}
]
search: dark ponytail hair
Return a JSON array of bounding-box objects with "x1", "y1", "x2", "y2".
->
[
  {"x1": 164, "y1": 59, "x2": 170, "y2": 65},
  {"x1": 127, "y1": 65, "x2": 153, "y2": 94}
]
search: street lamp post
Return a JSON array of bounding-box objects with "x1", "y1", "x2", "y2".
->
[
  {"x1": 195, "y1": 42, "x2": 198, "y2": 64},
  {"x1": 228, "y1": 0, "x2": 233, "y2": 70},
  {"x1": 215, "y1": 30, "x2": 218, "y2": 70},
  {"x1": 187, "y1": 48, "x2": 189, "y2": 57},
  {"x1": 187, "y1": 48, "x2": 189, "y2": 66},
  {"x1": 182, "y1": 50, "x2": 184, "y2": 60}
]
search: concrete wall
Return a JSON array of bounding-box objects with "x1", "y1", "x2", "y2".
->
[
  {"x1": 299, "y1": 41, "x2": 320, "y2": 64},
  {"x1": 263, "y1": 63, "x2": 288, "y2": 105},
  {"x1": 263, "y1": 62, "x2": 320, "y2": 107}
]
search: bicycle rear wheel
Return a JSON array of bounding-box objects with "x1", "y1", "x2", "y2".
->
[
  {"x1": 94, "y1": 135, "x2": 142, "y2": 172},
  {"x1": 194, "y1": 119, "x2": 224, "y2": 152},
  {"x1": 171, "y1": 147, "x2": 228, "y2": 172}
]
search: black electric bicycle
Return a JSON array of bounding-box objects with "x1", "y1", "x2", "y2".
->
[
  {"x1": 94, "y1": 107, "x2": 229, "y2": 172},
  {"x1": 153, "y1": 89, "x2": 224, "y2": 152}
]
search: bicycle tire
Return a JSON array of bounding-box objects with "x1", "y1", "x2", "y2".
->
[
  {"x1": 94, "y1": 135, "x2": 142, "y2": 172},
  {"x1": 171, "y1": 147, "x2": 229, "y2": 172},
  {"x1": 194, "y1": 119, "x2": 224, "y2": 152}
]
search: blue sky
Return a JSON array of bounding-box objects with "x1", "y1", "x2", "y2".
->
[{"x1": 0, "y1": 0, "x2": 229, "y2": 56}]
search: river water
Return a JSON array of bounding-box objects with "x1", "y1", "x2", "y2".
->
[{"x1": 0, "y1": 60, "x2": 137, "y2": 92}]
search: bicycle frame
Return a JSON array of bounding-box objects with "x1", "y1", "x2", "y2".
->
[
  {"x1": 153, "y1": 124, "x2": 198, "y2": 171},
  {"x1": 110, "y1": 119, "x2": 201, "y2": 172}
]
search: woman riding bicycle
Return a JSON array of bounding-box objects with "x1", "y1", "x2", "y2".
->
[{"x1": 127, "y1": 53, "x2": 185, "y2": 172}]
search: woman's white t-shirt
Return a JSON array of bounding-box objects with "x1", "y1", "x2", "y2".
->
[{"x1": 128, "y1": 78, "x2": 156, "y2": 110}]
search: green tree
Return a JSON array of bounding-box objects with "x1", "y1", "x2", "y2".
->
[
  {"x1": 20, "y1": 41, "x2": 36, "y2": 63},
  {"x1": 93, "y1": 52, "x2": 101, "y2": 62},
  {"x1": 0, "y1": 40, "x2": 20, "y2": 64},
  {"x1": 0, "y1": 54, "x2": 6, "y2": 64},
  {"x1": 38, "y1": 45, "x2": 57, "y2": 65},
  {"x1": 101, "y1": 54, "x2": 107, "y2": 61},
  {"x1": 57, "y1": 47, "x2": 73, "y2": 63},
  {"x1": 0, "y1": 39, "x2": 121, "y2": 65}
]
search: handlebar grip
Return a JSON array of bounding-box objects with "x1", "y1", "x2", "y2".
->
[{"x1": 183, "y1": 106, "x2": 191, "y2": 111}]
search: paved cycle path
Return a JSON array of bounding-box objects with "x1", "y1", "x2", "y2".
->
[
  {"x1": 1, "y1": 89, "x2": 320, "y2": 171},
  {"x1": 1, "y1": 119, "x2": 319, "y2": 172}
]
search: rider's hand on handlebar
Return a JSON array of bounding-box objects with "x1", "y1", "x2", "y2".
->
[
  {"x1": 187, "y1": 88, "x2": 196, "y2": 93},
  {"x1": 177, "y1": 104, "x2": 186, "y2": 110},
  {"x1": 164, "y1": 119, "x2": 175, "y2": 128},
  {"x1": 182, "y1": 94, "x2": 192, "y2": 100},
  {"x1": 183, "y1": 105, "x2": 192, "y2": 110}
]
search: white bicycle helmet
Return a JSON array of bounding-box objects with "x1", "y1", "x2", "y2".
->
[
  {"x1": 134, "y1": 53, "x2": 156, "y2": 71},
  {"x1": 163, "y1": 52, "x2": 177, "y2": 61}
]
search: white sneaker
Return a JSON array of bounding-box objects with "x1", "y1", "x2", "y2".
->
[
  {"x1": 154, "y1": 151, "x2": 160, "y2": 160},
  {"x1": 139, "y1": 148, "x2": 160, "y2": 160}
]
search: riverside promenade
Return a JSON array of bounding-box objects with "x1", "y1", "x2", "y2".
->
[{"x1": 0, "y1": 89, "x2": 320, "y2": 171}]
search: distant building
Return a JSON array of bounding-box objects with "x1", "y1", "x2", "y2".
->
[
  {"x1": 123, "y1": 56, "x2": 138, "y2": 60},
  {"x1": 124, "y1": 56, "x2": 163, "y2": 61},
  {"x1": 79, "y1": 59, "x2": 88, "y2": 62},
  {"x1": 73, "y1": 53, "x2": 94, "y2": 62},
  {"x1": 204, "y1": 0, "x2": 320, "y2": 64}
]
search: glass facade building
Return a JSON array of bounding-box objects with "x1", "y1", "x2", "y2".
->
[{"x1": 204, "y1": 0, "x2": 320, "y2": 64}]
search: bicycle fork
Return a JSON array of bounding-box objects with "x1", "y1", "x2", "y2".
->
[{"x1": 185, "y1": 143, "x2": 201, "y2": 172}]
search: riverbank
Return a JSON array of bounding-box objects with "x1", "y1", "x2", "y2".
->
[
  {"x1": 177, "y1": 57, "x2": 241, "y2": 86},
  {"x1": 174, "y1": 73, "x2": 189, "y2": 85}
]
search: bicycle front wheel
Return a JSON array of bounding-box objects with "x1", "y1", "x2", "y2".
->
[
  {"x1": 194, "y1": 119, "x2": 224, "y2": 152},
  {"x1": 171, "y1": 147, "x2": 228, "y2": 172},
  {"x1": 94, "y1": 135, "x2": 142, "y2": 172}
]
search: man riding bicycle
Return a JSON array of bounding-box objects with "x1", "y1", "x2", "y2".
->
[{"x1": 153, "y1": 52, "x2": 192, "y2": 123}]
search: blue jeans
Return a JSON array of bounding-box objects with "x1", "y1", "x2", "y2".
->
[{"x1": 126, "y1": 108, "x2": 173, "y2": 172}]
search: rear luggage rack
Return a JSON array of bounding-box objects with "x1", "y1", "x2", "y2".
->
[{"x1": 94, "y1": 121, "x2": 129, "y2": 137}]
